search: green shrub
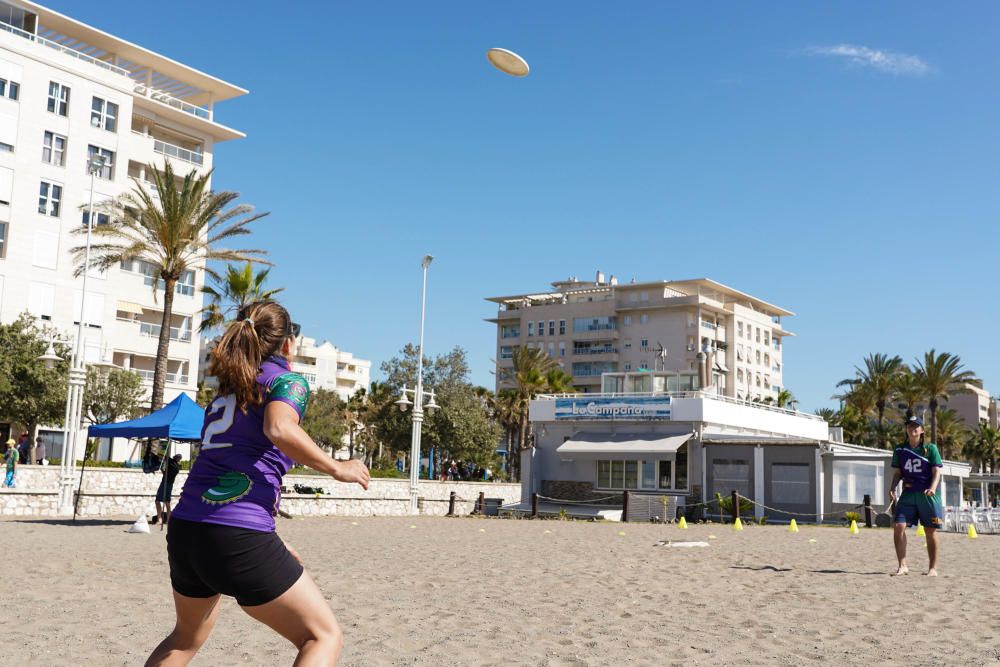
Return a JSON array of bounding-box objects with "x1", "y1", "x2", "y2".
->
[{"x1": 843, "y1": 511, "x2": 861, "y2": 524}]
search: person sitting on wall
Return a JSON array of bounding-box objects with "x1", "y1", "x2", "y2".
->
[{"x1": 3, "y1": 439, "x2": 17, "y2": 488}]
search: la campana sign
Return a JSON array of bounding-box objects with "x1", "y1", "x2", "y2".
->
[{"x1": 554, "y1": 396, "x2": 672, "y2": 421}]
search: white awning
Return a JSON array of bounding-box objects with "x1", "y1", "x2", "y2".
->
[
  {"x1": 556, "y1": 432, "x2": 692, "y2": 456},
  {"x1": 116, "y1": 300, "x2": 145, "y2": 315},
  {"x1": 714, "y1": 360, "x2": 729, "y2": 372}
]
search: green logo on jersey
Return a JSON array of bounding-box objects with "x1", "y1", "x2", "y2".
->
[{"x1": 201, "y1": 471, "x2": 253, "y2": 505}]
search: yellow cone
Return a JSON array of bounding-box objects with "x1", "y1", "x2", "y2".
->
[
  {"x1": 968, "y1": 524, "x2": 978, "y2": 539},
  {"x1": 788, "y1": 519, "x2": 799, "y2": 533},
  {"x1": 678, "y1": 516, "x2": 688, "y2": 529},
  {"x1": 915, "y1": 524, "x2": 926, "y2": 537},
  {"x1": 849, "y1": 519, "x2": 859, "y2": 535},
  {"x1": 733, "y1": 517, "x2": 744, "y2": 531}
]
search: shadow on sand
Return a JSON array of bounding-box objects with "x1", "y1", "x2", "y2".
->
[{"x1": 10, "y1": 518, "x2": 134, "y2": 527}]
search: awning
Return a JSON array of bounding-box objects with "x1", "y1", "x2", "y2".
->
[
  {"x1": 702, "y1": 434, "x2": 819, "y2": 446},
  {"x1": 116, "y1": 300, "x2": 145, "y2": 315},
  {"x1": 713, "y1": 360, "x2": 729, "y2": 372},
  {"x1": 556, "y1": 432, "x2": 692, "y2": 456}
]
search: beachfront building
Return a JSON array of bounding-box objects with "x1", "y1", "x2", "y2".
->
[
  {"x1": 518, "y1": 372, "x2": 971, "y2": 523},
  {"x1": 941, "y1": 382, "x2": 997, "y2": 429},
  {"x1": 487, "y1": 272, "x2": 792, "y2": 401},
  {"x1": 288, "y1": 335, "x2": 371, "y2": 401},
  {"x1": 0, "y1": 0, "x2": 246, "y2": 435},
  {"x1": 200, "y1": 333, "x2": 371, "y2": 402}
]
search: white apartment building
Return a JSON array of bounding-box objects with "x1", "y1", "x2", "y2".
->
[
  {"x1": 289, "y1": 335, "x2": 371, "y2": 401},
  {"x1": 0, "y1": 2, "x2": 246, "y2": 407},
  {"x1": 200, "y1": 334, "x2": 372, "y2": 402},
  {"x1": 487, "y1": 272, "x2": 793, "y2": 401}
]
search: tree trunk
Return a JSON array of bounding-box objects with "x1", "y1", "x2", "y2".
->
[
  {"x1": 151, "y1": 278, "x2": 177, "y2": 411},
  {"x1": 929, "y1": 399, "x2": 938, "y2": 444},
  {"x1": 876, "y1": 401, "x2": 885, "y2": 449}
]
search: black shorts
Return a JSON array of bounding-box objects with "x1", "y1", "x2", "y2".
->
[{"x1": 166, "y1": 518, "x2": 303, "y2": 606}]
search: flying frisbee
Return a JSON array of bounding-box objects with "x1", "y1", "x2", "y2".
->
[{"x1": 487, "y1": 48, "x2": 530, "y2": 77}]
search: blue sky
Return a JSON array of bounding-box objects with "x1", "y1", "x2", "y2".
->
[{"x1": 50, "y1": 1, "x2": 1000, "y2": 410}]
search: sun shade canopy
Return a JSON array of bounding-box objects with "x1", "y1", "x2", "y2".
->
[
  {"x1": 88, "y1": 393, "x2": 205, "y2": 441},
  {"x1": 556, "y1": 432, "x2": 692, "y2": 456}
]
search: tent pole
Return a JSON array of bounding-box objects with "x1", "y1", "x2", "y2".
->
[{"x1": 72, "y1": 434, "x2": 91, "y2": 521}]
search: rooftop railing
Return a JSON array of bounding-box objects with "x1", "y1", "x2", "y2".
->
[
  {"x1": 535, "y1": 390, "x2": 826, "y2": 421},
  {"x1": 0, "y1": 22, "x2": 131, "y2": 78},
  {"x1": 134, "y1": 83, "x2": 211, "y2": 120}
]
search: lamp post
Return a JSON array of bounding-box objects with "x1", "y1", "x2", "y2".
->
[
  {"x1": 51, "y1": 154, "x2": 106, "y2": 515},
  {"x1": 396, "y1": 255, "x2": 437, "y2": 514}
]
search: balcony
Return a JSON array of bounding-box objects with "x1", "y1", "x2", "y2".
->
[
  {"x1": 139, "y1": 321, "x2": 192, "y2": 343},
  {"x1": 154, "y1": 138, "x2": 204, "y2": 166},
  {"x1": 134, "y1": 83, "x2": 211, "y2": 120},
  {"x1": 130, "y1": 368, "x2": 190, "y2": 385},
  {"x1": 573, "y1": 347, "x2": 618, "y2": 356},
  {"x1": 0, "y1": 21, "x2": 130, "y2": 79}
]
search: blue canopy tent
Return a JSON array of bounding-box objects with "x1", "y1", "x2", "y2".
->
[
  {"x1": 80, "y1": 393, "x2": 205, "y2": 521},
  {"x1": 88, "y1": 393, "x2": 205, "y2": 442}
]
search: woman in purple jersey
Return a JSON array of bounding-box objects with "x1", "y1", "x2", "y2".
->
[{"x1": 147, "y1": 301, "x2": 370, "y2": 666}]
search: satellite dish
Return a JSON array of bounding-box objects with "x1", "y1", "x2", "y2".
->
[{"x1": 487, "y1": 48, "x2": 530, "y2": 77}]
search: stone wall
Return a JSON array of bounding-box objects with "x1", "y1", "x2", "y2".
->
[
  {"x1": 0, "y1": 465, "x2": 521, "y2": 518},
  {"x1": 540, "y1": 479, "x2": 623, "y2": 505}
]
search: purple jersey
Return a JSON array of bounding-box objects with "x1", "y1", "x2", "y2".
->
[{"x1": 171, "y1": 357, "x2": 310, "y2": 532}]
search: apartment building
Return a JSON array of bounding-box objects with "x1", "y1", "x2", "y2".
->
[
  {"x1": 289, "y1": 335, "x2": 372, "y2": 401},
  {"x1": 200, "y1": 334, "x2": 372, "y2": 402},
  {"x1": 943, "y1": 382, "x2": 998, "y2": 430},
  {"x1": 487, "y1": 272, "x2": 794, "y2": 401},
  {"x1": 0, "y1": 2, "x2": 246, "y2": 406}
]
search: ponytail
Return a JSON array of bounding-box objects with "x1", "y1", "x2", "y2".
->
[{"x1": 208, "y1": 300, "x2": 294, "y2": 411}]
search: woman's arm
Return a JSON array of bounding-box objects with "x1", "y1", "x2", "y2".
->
[
  {"x1": 888, "y1": 469, "x2": 902, "y2": 501},
  {"x1": 263, "y1": 401, "x2": 370, "y2": 489}
]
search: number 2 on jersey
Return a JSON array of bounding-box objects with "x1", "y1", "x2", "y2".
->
[{"x1": 202, "y1": 394, "x2": 237, "y2": 450}]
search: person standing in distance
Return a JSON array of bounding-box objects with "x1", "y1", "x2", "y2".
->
[
  {"x1": 146, "y1": 301, "x2": 370, "y2": 666},
  {"x1": 889, "y1": 415, "x2": 943, "y2": 577}
]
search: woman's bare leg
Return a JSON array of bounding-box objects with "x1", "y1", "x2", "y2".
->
[
  {"x1": 145, "y1": 592, "x2": 221, "y2": 666},
  {"x1": 240, "y1": 571, "x2": 343, "y2": 667}
]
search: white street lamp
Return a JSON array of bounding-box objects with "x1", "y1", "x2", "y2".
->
[
  {"x1": 402, "y1": 255, "x2": 434, "y2": 514},
  {"x1": 50, "y1": 153, "x2": 107, "y2": 515}
]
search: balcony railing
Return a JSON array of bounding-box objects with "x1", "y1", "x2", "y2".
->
[
  {"x1": 573, "y1": 347, "x2": 618, "y2": 355},
  {"x1": 0, "y1": 22, "x2": 131, "y2": 78},
  {"x1": 130, "y1": 369, "x2": 190, "y2": 385},
  {"x1": 154, "y1": 139, "x2": 204, "y2": 165},
  {"x1": 139, "y1": 321, "x2": 192, "y2": 343},
  {"x1": 134, "y1": 84, "x2": 211, "y2": 120}
]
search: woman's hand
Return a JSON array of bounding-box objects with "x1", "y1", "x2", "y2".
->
[{"x1": 333, "y1": 459, "x2": 371, "y2": 490}]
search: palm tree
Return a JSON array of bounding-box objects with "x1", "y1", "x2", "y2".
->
[
  {"x1": 913, "y1": 350, "x2": 978, "y2": 444},
  {"x1": 774, "y1": 389, "x2": 798, "y2": 409},
  {"x1": 815, "y1": 407, "x2": 838, "y2": 424},
  {"x1": 892, "y1": 367, "x2": 925, "y2": 416},
  {"x1": 199, "y1": 262, "x2": 283, "y2": 333},
  {"x1": 837, "y1": 354, "x2": 903, "y2": 448},
  {"x1": 932, "y1": 407, "x2": 968, "y2": 460},
  {"x1": 74, "y1": 162, "x2": 269, "y2": 410},
  {"x1": 977, "y1": 425, "x2": 1000, "y2": 474}
]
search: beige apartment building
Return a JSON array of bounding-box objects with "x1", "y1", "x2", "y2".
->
[
  {"x1": 0, "y1": 1, "x2": 245, "y2": 418},
  {"x1": 487, "y1": 272, "x2": 794, "y2": 401},
  {"x1": 942, "y1": 382, "x2": 998, "y2": 430}
]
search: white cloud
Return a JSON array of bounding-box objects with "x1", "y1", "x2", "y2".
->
[{"x1": 807, "y1": 44, "x2": 931, "y2": 76}]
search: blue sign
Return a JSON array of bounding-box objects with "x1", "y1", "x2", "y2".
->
[{"x1": 554, "y1": 396, "x2": 672, "y2": 420}]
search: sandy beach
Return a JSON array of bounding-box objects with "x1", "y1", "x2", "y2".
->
[{"x1": 3, "y1": 515, "x2": 998, "y2": 666}]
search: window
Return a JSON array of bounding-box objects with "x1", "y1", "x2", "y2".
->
[
  {"x1": 28, "y1": 282, "x2": 55, "y2": 320},
  {"x1": 559, "y1": 320, "x2": 566, "y2": 335},
  {"x1": 82, "y1": 211, "x2": 110, "y2": 227},
  {"x1": 177, "y1": 270, "x2": 195, "y2": 296},
  {"x1": 47, "y1": 81, "x2": 69, "y2": 116},
  {"x1": 32, "y1": 230, "x2": 59, "y2": 269},
  {"x1": 42, "y1": 131, "x2": 66, "y2": 166},
  {"x1": 737, "y1": 368, "x2": 744, "y2": 382},
  {"x1": 640, "y1": 313, "x2": 649, "y2": 325},
  {"x1": 658, "y1": 460, "x2": 673, "y2": 489},
  {"x1": 641, "y1": 460, "x2": 657, "y2": 490},
  {"x1": 598, "y1": 460, "x2": 611, "y2": 488},
  {"x1": 640, "y1": 338, "x2": 649, "y2": 351},
  {"x1": 763, "y1": 332, "x2": 770, "y2": 346},
  {"x1": 499, "y1": 345, "x2": 514, "y2": 359},
  {"x1": 547, "y1": 342, "x2": 554, "y2": 357},
  {"x1": 559, "y1": 342, "x2": 565, "y2": 357},
  {"x1": 537, "y1": 320, "x2": 544, "y2": 337},
  {"x1": 0, "y1": 77, "x2": 18, "y2": 100},
  {"x1": 623, "y1": 339, "x2": 632, "y2": 350},
  {"x1": 90, "y1": 97, "x2": 118, "y2": 132},
  {"x1": 0, "y1": 221, "x2": 6, "y2": 259},
  {"x1": 527, "y1": 321, "x2": 534, "y2": 336},
  {"x1": 764, "y1": 353, "x2": 770, "y2": 366},
  {"x1": 713, "y1": 458, "x2": 750, "y2": 498},
  {"x1": 548, "y1": 320, "x2": 555, "y2": 336},
  {"x1": 756, "y1": 349, "x2": 761, "y2": 364},
  {"x1": 38, "y1": 181, "x2": 62, "y2": 217},
  {"x1": 755, "y1": 327, "x2": 761, "y2": 343},
  {"x1": 500, "y1": 324, "x2": 520, "y2": 338},
  {"x1": 736, "y1": 344, "x2": 744, "y2": 361},
  {"x1": 624, "y1": 362, "x2": 631, "y2": 371},
  {"x1": 623, "y1": 315, "x2": 632, "y2": 326},
  {"x1": 832, "y1": 461, "x2": 884, "y2": 504},
  {"x1": 737, "y1": 321, "x2": 743, "y2": 337},
  {"x1": 573, "y1": 317, "x2": 616, "y2": 332},
  {"x1": 87, "y1": 145, "x2": 115, "y2": 179},
  {"x1": 771, "y1": 463, "x2": 810, "y2": 504}
]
